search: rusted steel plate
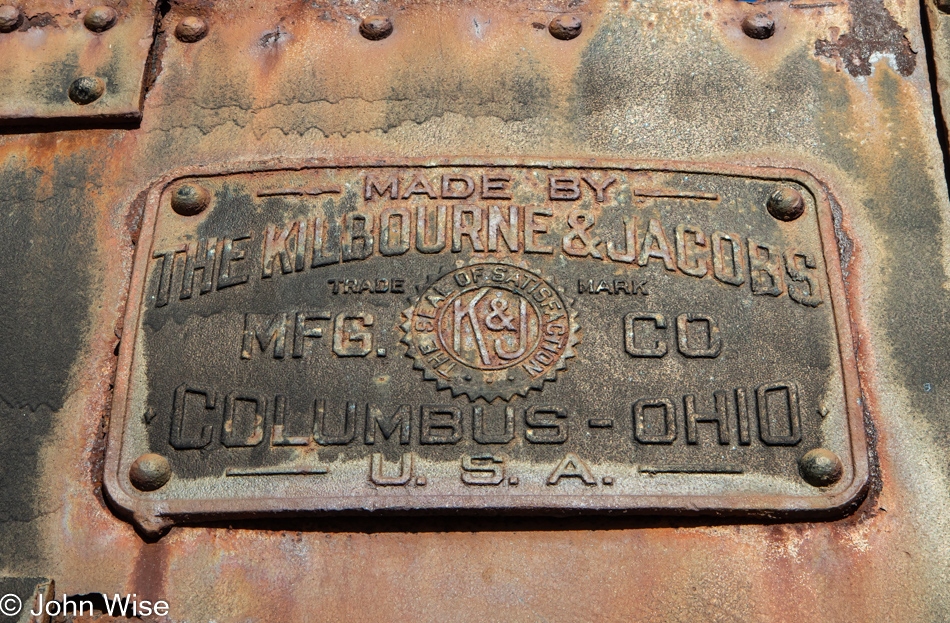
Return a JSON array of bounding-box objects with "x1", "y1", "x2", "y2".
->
[
  {"x1": 103, "y1": 159, "x2": 866, "y2": 535},
  {"x1": 0, "y1": 0, "x2": 156, "y2": 126}
]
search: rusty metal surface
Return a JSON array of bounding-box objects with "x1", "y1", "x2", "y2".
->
[
  {"x1": 0, "y1": 0, "x2": 949, "y2": 620},
  {"x1": 104, "y1": 160, "x2": 866, "y2": 536},
  {"x1": 0, "y1": 0, "x2": 156, "y2": 126}
]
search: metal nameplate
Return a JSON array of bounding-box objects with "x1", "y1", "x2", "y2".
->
[{"x1": 104, "y1": 160, "x2": 867, "y2": 535}]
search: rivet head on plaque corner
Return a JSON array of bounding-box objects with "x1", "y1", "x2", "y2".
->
[
  {"x1": 129, "y1": 453, "x2": 172, "y2": 491},
  {"x1": 549, "y1": 15, "x2": 582, "y2": 40},
  {"x1": 799, "y1": 449, "x2": 843, "y2": 487},
  {"x1": 68, "y1": 76, "x2": 105, "y2": 105},
  {"x1": 84, "y1": 6, "x2": 117, "y2": 32},
  {"x1": 767, "y1": 187, "x2": 805, "y2": 221},
  {"x1": 176, "y1": 16, "x2": 208, "y2": 43},
  {"x1": 360, "y1": 15, "x2": 393, "y2": 41},
  {"x1": 742, "y1": 13, "x2": 775, "y2": 40},
  {"x1": 170, "y1": 183, "x2": 211, "y2": 216}
]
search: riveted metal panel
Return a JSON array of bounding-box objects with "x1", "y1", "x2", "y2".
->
[{"x1": 1, "y1": 0, "x2": 949, "y2": 621}]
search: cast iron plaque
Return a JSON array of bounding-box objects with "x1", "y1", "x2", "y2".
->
[{"x1": 104, "y1": 160, "x2": 867, "y2": 535}]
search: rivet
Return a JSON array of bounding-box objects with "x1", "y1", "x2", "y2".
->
[
  {"x1": 170, "y1": 184, "x2": 210, "y2": 216},
  {"x1": 84, "y1": 6, "x2": 117, "y2": 32},
  {"x1": 799, "y1": 449, "x2": 843, "y2": 487},
  {"x1": 175, "y1": 16, "x2": 208, "y2": 43},
  {"x1": 508, "y1": 476, "x2": 519, "y2": 486},
  {"x1": 742, "y1": 13, "x2": 775, "y2": 40},
  {"x1": 767, "y1": 187, "x2": 805, "y2": 221},
  {"x1": 549, "y1": 15, "x2": 582, "y2": 40},
  {"x1": 68, "y1": 76, "x2": 105, "y2": 105},
  {"x1": 415, "y1": 476, "x2": 427, "y2": 486},
  {"x1": 129, "y1": 453, "x2": 172, "y2": 491},
  {"x1": 0, "y1": 4, "x2": 22, "y2": 32},
  {"x1": 359, "y1": 15, "x2": 393, "y2": 41},
  {"x1": 602, "y1": 476, "x2": 614, "y2": 485}
]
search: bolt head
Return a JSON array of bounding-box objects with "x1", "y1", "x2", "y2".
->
[
  {"x1": 68, "y1": 76, "x2": 105, "y2": 105},
  {"x1": 84, "y1": 6, "x2": 117, "y2": 32},
  {"x1": 0, "y1": 5, "x2": 22, "y2": 32},
  {"x1": 170, "y1": 184, "x2": 211, "y2": 216},
  {"x1": 129, "y1": 453, "x2": 172, "y2": 491},
  {"x1": 359, "y1": 15, "x2": 393, "y2": 41},
  {"x1": 549, "y1": 15, "x2": 582, "y2": 40},
  {"x1": 767, "y1": 187, "x2": 805, "y2": 221},
  {"x1": 742, "y1": 13, "x2": 775, "y2": 40},
  {"x1": 175, "y1": 16, "x2": 208, "y2": 43},
  {"x1": 799, "y1": 449, "x2": 843, "y2": 487}
]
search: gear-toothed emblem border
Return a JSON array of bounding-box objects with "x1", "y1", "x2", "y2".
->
[{"x1": 401, "y1": 262, "x2": 580, "y2": 402}]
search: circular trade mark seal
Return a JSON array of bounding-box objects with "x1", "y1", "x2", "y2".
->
[{"x1": 401, "y1": 263, "x2": 579, "y2": 402}]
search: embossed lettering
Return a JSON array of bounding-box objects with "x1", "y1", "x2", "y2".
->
[
  {"x1": 748, "y1": 238, "x2": 784, "y2": 297},
  {"x1": 222, "y1": 392, "x2": 266, "y2": 447},
  {"x1": 342, "y1": 212, "x2": 374, "y2": 262},
  {"x1": 524, "y1": 207, "x2": 553, "y2": 254},
  {"x1": 549, "y1": 175, "x2": 581, "y2": 201},
  {"x1": 180, "y1": 238, "x2": 218, "y2": 299},
  {"x1": 170, "y1": 384, "x2": 216, "y2": 449},
  {"x1": 313, "y1": 400, "x2": 357, "y2": 445},
  {"x1": 625, "y1": 313, "x2": 667, "y2": 357},
  {"x1": 416, "y1": 205, "x2": 447, "y2": 253},
  {"x1": 562, "y1": 210, "x2": 603, "y2": 258},
  {"x1": 442, "y1": 174, "x2": 475, "y2": 199},
  {"x1": 461, "y1": 455, "x2": 505, "y2": 485},
  {"x1": 606, "y1": 216, "x2": 639, "y2": 263},
  {"x1": 242, "y1": 313, "x2": 288, "y2": 359},
  {"x1": 364, "y1": 175, "x2": 398, "y2": 200},
  {"x1": 420, "y1": 405, "x2": 462, "y2": 444},
  {"x1": 711, "y1": 232, "x2": 745, "y2": 286},
  {"x1": 525, "y1": 406, "x2": 568, "y2": 443},
  {"x1": 676, "y1": 313, "x2": 721, "y2": 358},
  {"x1": 547, "y1": 453, "x2": 596, "y2": 485},
  {"x1": 333, "y1": 313, "x2": 374, "y2": 357},
  {"x1": 675, "y1": 225, "x2": 708, "y2": 278},
  {"x1": 452, "y1": 205, "x2": 485, "y2": 252},
  {"x1": 369, "y1": 453, "x2": 412, "y2": 485},
  {"x1": 487, "y1": 205, "x2": 519, "y2": 252},
  {"x1": 473, "y1": 406, "x2": 516, "y2": 444},
  {"x1": 379, "y1": 207, "x2": 412, "y2": 256},
  {"x1": 638, "y1": 219, "x2": 675, "y2": 270},
  {"x1": 684, "y1": 394, "x2": 729, "y2": 445},
  {"x1": 785, "y1": 251, "x2": 823, "y2": 307},
  {"x1": 633, "y1": 398, "x2": 677, "y2": 444},
  {"x1": 365, "y1": 405, "x2": 412, "y2": 444},
  {"x1": 756, "y1": 381, "x2": 801, "y2": 445}
]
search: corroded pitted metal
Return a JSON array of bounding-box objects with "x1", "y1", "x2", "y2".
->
[{"x1": 4, "y1": 0, "x2": 950, "y2": 619}]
